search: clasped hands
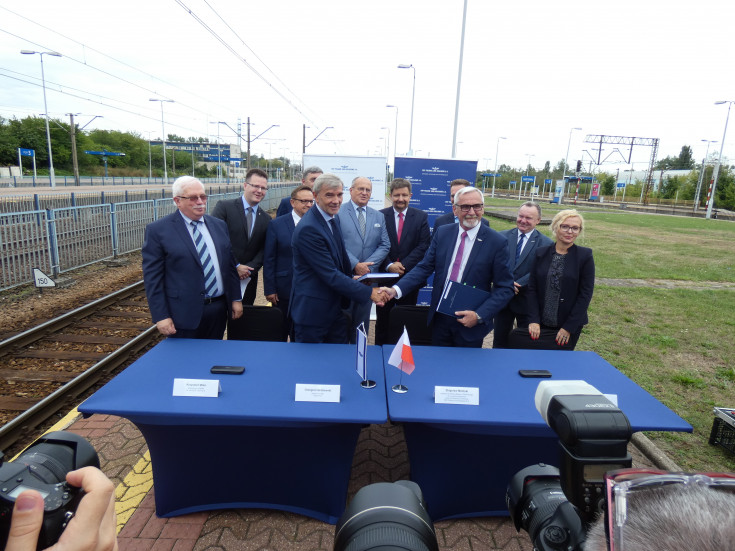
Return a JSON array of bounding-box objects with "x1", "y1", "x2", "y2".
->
[{"x1": 370, "y1": 286, "x2": 394, "y2": 306}]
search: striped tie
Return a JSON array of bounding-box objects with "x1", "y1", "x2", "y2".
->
[
  {"x1": 191, "y1": 221, "x2": 218, "y2": 297},
  {"x1": 358, "y1": 207, "x2": 366, "y2": 237}
]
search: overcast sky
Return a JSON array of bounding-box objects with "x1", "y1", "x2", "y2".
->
[{"x1": 1, "y1": 0, "x2": 734, "y2": 175}]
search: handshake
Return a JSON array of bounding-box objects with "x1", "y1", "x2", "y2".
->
[{"x1": 370, "y1": 286, "x2": 398, "y2": 306}]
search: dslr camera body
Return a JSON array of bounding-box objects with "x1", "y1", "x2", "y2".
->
[
  {"x1": 506, "y1": 380, "x2": 632, "y2": 551},
  {"x1": 0, "y1": 431, "x2": 100, "y2": 550}
]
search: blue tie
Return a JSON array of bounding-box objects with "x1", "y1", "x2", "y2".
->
[
  {"x1": 191, "y1": 221, "x2": 218, "y2": 297},
  {"x1": 516, "y1": 233, "x2": 526, "y2": 263}
]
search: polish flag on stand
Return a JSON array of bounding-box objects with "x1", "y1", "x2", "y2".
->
[{"x1": 388, "y1": 327, "x2": 415, "y2": 375}]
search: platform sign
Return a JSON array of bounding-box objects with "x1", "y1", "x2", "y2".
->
[
  {"x1": 617, "y1": 182, "x2": 626, "y2": 188},
  {"x1": 33, "y1": 268, "x2": 56, "y2": 288},
  {"x1": 19, "y1": 148, "x2": 34, "y2": 157}
]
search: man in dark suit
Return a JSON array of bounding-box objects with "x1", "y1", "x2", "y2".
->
[
  {"x1": 337, "y1": 176, "x2": 390, "y2": 341},
  {"x1": 290, "y1": 174, "x2": 387, "y2": 344},
  {"x1": 211, "y1": 168, "x2": 271, "y2": 339},
  {"x1": 381, "y1": 187, "x2": 514, "y2": 348},
  {"x1": 433, "y1": 179, "x2": 489, "y2": 232},
  {"x1": 142, "y1": 176, "x2": 242, "y2": 339},
  {"x1": 492, "y1": 201, "x2": 553, "y2": 348},
  {"x1": 276, "y1": 166, "x2": 322, "y2": 217},
  {"x1": 374, "y1": 178, "x2": 431, "y2": 345},
  {"x1": 263, "y1": 185, "x2": 314, "y2": 340}
]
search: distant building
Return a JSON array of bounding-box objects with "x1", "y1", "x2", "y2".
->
[{"x1": 150, "y1": 140, "x2": 244, "y2": 180}]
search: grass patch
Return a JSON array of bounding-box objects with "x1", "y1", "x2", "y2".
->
[{"x1": 582, "y1": 287, "x2": 735, "y2": 472}]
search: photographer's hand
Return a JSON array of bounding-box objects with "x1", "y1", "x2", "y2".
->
[{"x1": 6, "y1": 466, "x2": 118, "y2": 551}]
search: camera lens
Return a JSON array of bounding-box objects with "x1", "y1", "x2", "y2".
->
[
  {"x1": 14, "y1": 432, "x2": 99, "y2": 485},
  {"x1": 335, "y1": 481, "x2": 438, "y2": 551}
]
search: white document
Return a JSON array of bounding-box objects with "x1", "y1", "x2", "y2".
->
[
  {"x1": 173, "y1": 378, "x2": 220, "y2": 398},
  {"x1": 435, "y1": 385, "x2": 480, "y2": 405},
  {"x1": 295, "y1": 384, "x2": 341, "y2": 403}
]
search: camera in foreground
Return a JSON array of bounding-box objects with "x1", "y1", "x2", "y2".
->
[
  {"x1": 506, "y1": 380, "x2": 632, "y2": 551},
  {"x1": 0, "y1": 431, "x2": 100, "y2": 550},
  {"x1": 334, "y1": 480, "x2": 438, "y2": 551}
]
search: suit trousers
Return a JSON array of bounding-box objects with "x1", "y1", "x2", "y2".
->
[
  {"x1": 431, "y1": 313, "x2": 485, "y2": 348},
  {"x1": 374, "y1": 288, "x2": 420, "y2": 346},
  {"x1": 294, "y1": 311, "x2": 350, "y2": 344},
  {"x1": 492, "y1": 305, "x2": 530, "y2": 349},
  {"x1": 507, "y1": 325, "x2": 581, "y2": 351},
  {"x1": 168, "y1": 297, "x2": 228, "y2": 340}
]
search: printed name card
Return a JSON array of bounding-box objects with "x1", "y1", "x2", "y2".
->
[
  {"x1": 295, "y1": 384, "x2": 341, "y2": 403},
  {"x1": 173, "y1": 378, "x2": 221, "y2": 398},
  {"x1": 434, "y1": 385, "x2": 480, "y2": 405}
]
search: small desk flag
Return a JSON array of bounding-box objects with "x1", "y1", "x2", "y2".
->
[{"x1": 388, "y1": 327, "x2": 415, "y2": 375}]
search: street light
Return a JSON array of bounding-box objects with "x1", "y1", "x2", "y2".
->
[
  {"x1": 563, "y1": 127, "x2": 582, "y2": 180},
  {"x1": 21, "y1": 50, "x2": 61, "y2": 188},
  {"x1": 492, "y1": 137, "x2": 506, "y2": 198},
  {"x1": 706, "y1": 101, "x2": 734, "y2": 219},
  {"x1": 150, "y1": 98, "x2": 174, "y2": 184},
  {"x1": 397, "y1": 64, "x2": 416, "y2": 155},
  {"x1": 695, "y1": 139, "x2": 717, "y2": 211},
  {"x1": 386, "y1": 105, "x2": 399, "y2": 163}
]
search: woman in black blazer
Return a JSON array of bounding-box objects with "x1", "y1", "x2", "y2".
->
[{"x1": 510, "y1": 209, "x2": 594, "y2": 350}]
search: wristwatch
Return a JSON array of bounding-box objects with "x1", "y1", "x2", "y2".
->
[{"x1": 475, "y1": 312, "x2": 482, "y2": 323}]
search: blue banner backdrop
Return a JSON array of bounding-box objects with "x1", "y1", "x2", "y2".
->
[{"x1": 393, "y1": 157, "x2": 478, "y2": 306}]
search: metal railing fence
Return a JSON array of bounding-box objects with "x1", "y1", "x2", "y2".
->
[{"x1": 0, "y1": 191, "x2": 245, "y2": 292}]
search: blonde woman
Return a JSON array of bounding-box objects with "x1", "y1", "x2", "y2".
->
[{"x1": 509, "y1": 209, "x2": 594, "y2": 350}]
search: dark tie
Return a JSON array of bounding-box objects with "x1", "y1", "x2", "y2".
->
[
  {"x1": 191, "y1": 221, "x2": 218, "y2": 297},
  {"x1": 358, "y1": 207, "x2": 366, "y2": 237},
  {"x1": 449, "y1": 231, "x2": 467, "y2": 282},
  {"x1": 397, "y1": 212, "x2": 404, "y2": 244},
  {"x1": 245, "y1": 206, "x2": 254, "y2": 237},
  {"x1": 516, "y1": 233, "x2": 526, "y2": 263},
  {"x1": 329, "y1": 218, "x2": 347, "y2": 272}
]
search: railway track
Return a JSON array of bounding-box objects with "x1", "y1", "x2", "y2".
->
[{"x1": 0, "y1": 280, "x2": 160, "y2": 452}]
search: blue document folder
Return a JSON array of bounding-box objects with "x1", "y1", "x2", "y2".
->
[{"x1": 437, "y1": 280, "x2": 491, "y2": 317}]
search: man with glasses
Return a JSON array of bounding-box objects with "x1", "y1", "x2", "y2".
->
[
  {"x1": 212, "y1": 168, "x2": 271, "y2": 339},
  {"x1": 381, "y1": 187, "x2": 514, "y2": 347},
  {"x1": 433, "y1": 178, "x2": 489, "y2": 232},
  {"x1": 263, "y1": 185, "x2": 314, "y2": 340},
  {"x1": 276, "y1": 166, "x2": 322, "y2": 217},
  {"x1": 142, "y1": 176, "x2": 242, "y2": 339}
]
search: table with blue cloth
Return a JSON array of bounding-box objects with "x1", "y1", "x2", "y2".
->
[
  {"x1": 79, "y1": 339, "x2": 387, "y2": 523},
  {"x1": 381, "y1": 346, "x2": 692, "y2": 521}
]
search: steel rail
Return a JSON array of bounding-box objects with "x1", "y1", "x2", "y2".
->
[{"x1": 0, "y1": 280, "x2": 145, "y2": 357}]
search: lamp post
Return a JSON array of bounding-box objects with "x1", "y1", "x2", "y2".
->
[
  {"x1": 492, "y1": 137, "x2": 506, "y2": 198},
  {"x1": 386, "y1": 105, "x2": 399, "y2": 162},
  {"x1": 523, "y1": 154, "x2": 535, "y2": 199},
  {"x1": 150, "y1": 98, "x2": 174, "y2": 184},
  {"x1": 145, "y1": 131, "x2": 153, "y2": 180},
  {"x1": 563, "y1": 127, "x2": 582, "y2": 180},
  {"x1": 695, "y1": 138, "x2": 717, "y2": 212},
  {"x1": 21, "y1": 50, "x2": 61, "y2": 188},
  {"x1": 706, "y1": 101, "x2": 734, "y2": 219},
  {"x1": 397, "y1": 64, "x2": 416, "y2": 155}
]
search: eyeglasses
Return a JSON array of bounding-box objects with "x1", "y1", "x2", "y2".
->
[
  {"x1": 456, "y1": 204, "x2": 484, "y2": 213},
  {"x1": 293, "y1": 198, "x2": 314, "y2": 205},
  {"x1": 176, "y1": 194, "x2": 207, "y2": 202},
  {"x1": 560, "y1": 224, "x2": 581, "y2": 233},
  {"x1": 605, "y1": 468, "x2": 735, "y2": 551},
  {"x1": 247, "y1": 183, "x2": 268, "y2": 192}
]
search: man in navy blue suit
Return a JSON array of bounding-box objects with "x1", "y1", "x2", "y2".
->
[
  {"x1": 374, "y1": 178, "x2": 431, "y2": 345},
  {"x1": 492, "y1": 201, "x2": 553, "y2": 348},
  {"x1": 276, "y1": 166, "x2": 322, "y2": 217},
  {"x1": 381, "y1": 187, "x2": 514, "y2": 348},
  {"x1": 433, "y1": 179, "x2": 489, "y2": 232},
  {"x1": 290, "y1": 174, "x2": 387, "y2": 344},
  {"x1": 337, "y1": 176, "x2": 390, "y2": 341},
  {"x1": 142, "y1": 176, "x2": 242, "y2": 339},
  {"x1": 263, "y1": 185, "x2": 314, "y2": 340}
]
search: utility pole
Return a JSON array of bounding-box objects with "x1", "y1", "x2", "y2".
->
[
  {"x1": 247, "y1": 117, "x2": 252, "y2": 170},
  {"x1": 68, "y1": 113, "x2": 80, "y2": 186}
]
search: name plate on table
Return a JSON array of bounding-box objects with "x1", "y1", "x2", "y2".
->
[
  {"x1": 173, "y1": 378, "x2": 221, "y2": 397},
  {"x1": 435, "y1": 386, "x2": 479, "y2": 405},
  {"x1": 295, "y1": 384, "x2": 341, "y2": 403}
]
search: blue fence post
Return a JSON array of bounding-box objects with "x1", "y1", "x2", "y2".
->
[
  {"x1": 110, "y1": 203, "x2": 119, "y2": 258},
  {"x1": 47, "y1": 209, "x2": 60, "y2": 277}
]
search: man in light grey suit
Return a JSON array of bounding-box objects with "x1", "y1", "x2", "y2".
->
[
  {"x1": 492, "y1": 201, "x2": 553, "y2": 348},
  {"x1": 337, "y1": 176, "x2": 390, "y2": 342}
]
